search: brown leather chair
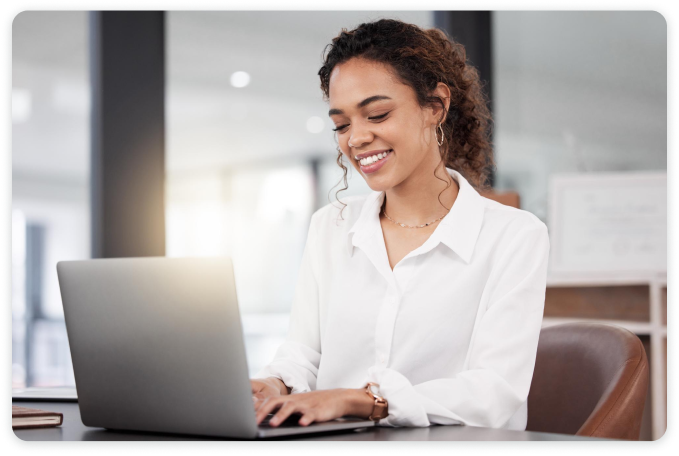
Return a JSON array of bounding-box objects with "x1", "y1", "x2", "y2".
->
[
  {"x1": 479, "y1": 190, "x2": 521, "y2": 208},
  {"x1": 526, "y1": 323, "x2": 649, "y2": 440}
]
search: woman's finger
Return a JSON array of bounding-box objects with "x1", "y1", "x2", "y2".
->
[
  {"x1": 269, "y1": 400, "x2": 298, "y2": 427},
  {"x1": 255, "y1": 397, "x2": 283, "y2": 424},
  {"x1": 298, "y1": 412, "x2": 315, "y2": 427}
]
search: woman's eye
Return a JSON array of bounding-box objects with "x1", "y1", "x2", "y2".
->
[
  {"x1": 369, "y1": 112, "x2": 390, "y2": 121},
  {"x1": 332, "y1": 112, "x2": 391, "y2": 133}
]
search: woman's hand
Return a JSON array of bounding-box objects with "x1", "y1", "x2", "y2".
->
[
  {"x1": 251, "y1": 377, "x2": 289, "y2": 410},
  {"x1": 255, "y1": 388, "x2": 375, "y2": 427}
]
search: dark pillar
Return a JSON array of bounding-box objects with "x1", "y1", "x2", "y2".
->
[
  {"x1": 434, "y1": 11, "x2": 495, "y2": 186},
  {"x1": 434, "y1": 11, "x2": 493, "y2": 113},
  {"x1": 89, "y1": 11, "x2": 166, "y2": 258}
]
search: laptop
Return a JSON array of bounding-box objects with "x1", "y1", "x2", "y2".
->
[{"x1": 56, "y1": 257, "x2": 375, "y2": 439}]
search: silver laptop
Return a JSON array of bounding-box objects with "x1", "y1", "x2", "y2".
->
[{"x1": 57, "y1": 257, "x2": 374, "y2": 439}]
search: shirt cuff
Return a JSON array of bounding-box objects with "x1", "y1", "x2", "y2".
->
[
  {"x1": 365, "y1": 365, "x2": 430, "y2": 427},
  {"x1": 252, "y1": 367, "x2": 311, "y2": 395}
]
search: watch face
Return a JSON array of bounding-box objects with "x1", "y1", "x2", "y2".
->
[{"x1": 369, "y1": 384, "x2": 380, "y2": 395}]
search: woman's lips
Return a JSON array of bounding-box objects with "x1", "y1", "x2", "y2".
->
[{"x1": 359, "y1": 150, "x2": 392, "y2": 174}]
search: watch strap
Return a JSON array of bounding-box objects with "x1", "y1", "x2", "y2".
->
[{"x1": 364, "y1": 382, "x2": 388, "y2": 422}]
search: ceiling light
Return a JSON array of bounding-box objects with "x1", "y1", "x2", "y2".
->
[
  {"x1": 230, "y1": 71, "x2": 251, "y2": 88},
  {"x1": 12, "y1": 88, "x2": 31, "y2": 123},
  {"x1": 306, "y1": 116, "x2": 325, "y2": 134}
]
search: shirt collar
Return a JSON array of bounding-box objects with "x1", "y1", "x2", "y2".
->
[{"x1": 346, "y1": 167, "x2": 486, "y2": 264}]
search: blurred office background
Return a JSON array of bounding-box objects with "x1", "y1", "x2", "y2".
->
[{"x1": 12, "y1": 11, "x2": 666, "y2": 439}]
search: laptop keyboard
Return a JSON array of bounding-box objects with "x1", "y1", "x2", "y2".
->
[{"x1": 259, "y1": 412, "x2": 303, "y2": 428}]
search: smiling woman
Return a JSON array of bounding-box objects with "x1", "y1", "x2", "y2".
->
[
  {"x1": 250, "y1": 18, "x2": 549, "y2": 431},
  {"x1": 320, "y1": 19, "x2": 494, "y2": 223}
]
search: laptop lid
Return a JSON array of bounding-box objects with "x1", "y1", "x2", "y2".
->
[{"x1": 57, "y1": 257, "x2": 259, "y2": 439}]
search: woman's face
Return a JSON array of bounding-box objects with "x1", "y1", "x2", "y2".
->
[{"x1": 328, "y1": 57, "x2": 447, "y2": 192}]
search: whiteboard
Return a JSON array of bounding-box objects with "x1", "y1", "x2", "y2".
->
[{"x1": 548, "y1": 172, "x2": 667, "y2": 275}]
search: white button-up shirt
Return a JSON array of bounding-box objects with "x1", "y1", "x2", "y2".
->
[{"x1": 254, "y1": 167, "x2": 550, "y2": 429}]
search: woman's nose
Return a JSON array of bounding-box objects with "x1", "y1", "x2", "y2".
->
[{"x1": 348, "y1": 130, "x2": 373, "y2": 149}]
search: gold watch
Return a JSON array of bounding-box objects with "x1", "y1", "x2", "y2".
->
[{"x1": 364, "y1": 382, "x2": 388, "y2": 422}]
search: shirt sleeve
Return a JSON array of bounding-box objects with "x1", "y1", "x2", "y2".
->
[
  {"x1": 252, "y1": 212, "x2": 322, "y2": 394},
  {"x1": 368, "y1": 221, "x2": 550, "y2": 428}
]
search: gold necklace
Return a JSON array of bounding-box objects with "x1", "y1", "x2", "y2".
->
[{"x1": 381, "y1": 203, "x2": 449, "y2": 229}]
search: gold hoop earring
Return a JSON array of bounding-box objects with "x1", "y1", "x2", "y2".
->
[{"x1": 435, "y1": 123, "x2": 444, "y2": 147}]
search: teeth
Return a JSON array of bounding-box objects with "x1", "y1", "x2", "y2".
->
[{"x1": 359, "y1": 150, "x2": 391, "y2": 167}]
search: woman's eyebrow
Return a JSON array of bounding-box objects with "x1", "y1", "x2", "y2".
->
[{"x1": 328, "y1": 95, "x2": 392, "y2": 116}]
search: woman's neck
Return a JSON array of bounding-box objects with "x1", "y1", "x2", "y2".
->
[{"x1": 382, "y1": 155, "x2": 459, "y2": 226}]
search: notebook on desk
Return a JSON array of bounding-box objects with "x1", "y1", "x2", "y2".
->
[
  {"x1": 13, "y1": 405, "x2": 64, "y2": 430},
  {"x1": 57, "y1": 257, "x2": 375, "y2": 439}
]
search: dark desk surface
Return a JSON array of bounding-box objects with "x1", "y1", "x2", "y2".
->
[{"x1": 12, "y1": 400, "x2": 602, "y2": 441}]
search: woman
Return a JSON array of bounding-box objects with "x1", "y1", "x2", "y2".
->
[{"x1": 251, "y1": 18, "x2": 550, "y2": 429}]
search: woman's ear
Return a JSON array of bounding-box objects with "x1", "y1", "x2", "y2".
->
[{"x1": 430, "y1": 82, "x2": 452, "y2": 124}]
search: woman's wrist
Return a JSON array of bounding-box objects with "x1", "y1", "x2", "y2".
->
[
  {"x1": 342, "y1": 388, "x2": 379, "y2": 418},
  {"x1": 265, "y1": 377, "x2": 291, "y2": 395}
]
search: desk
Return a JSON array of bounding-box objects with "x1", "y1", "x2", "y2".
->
[{"x1": 12, "y1": 400, "x2": 602, "y2": 441}]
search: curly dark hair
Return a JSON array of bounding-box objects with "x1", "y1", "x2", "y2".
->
[{"x1": 318, "y1": 18, "x2": 495, "y2": 218}]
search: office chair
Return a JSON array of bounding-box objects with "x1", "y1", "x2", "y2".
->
[
  {"x1": 479, "y1": 190, "x2": 520, "y2": 208},
  {"x1": 526, "y1": 322, "x2": 649, "y2": 440}
]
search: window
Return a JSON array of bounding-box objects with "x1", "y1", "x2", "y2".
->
[{"x1": 12, "y1": 11, "x2": 90, "y2": 388}]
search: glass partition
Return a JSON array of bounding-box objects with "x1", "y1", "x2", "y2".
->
[{"x1": 492, "y1": 11, "x2": 666, "y2": 222}]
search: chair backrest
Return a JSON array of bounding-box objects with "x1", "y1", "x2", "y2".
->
[
  {"x1": 479, "y1": 190, "x2": 520, "y2": 208},
  {"x1": 526, "y1": 323, "x2": 649, "y2": 440}
]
